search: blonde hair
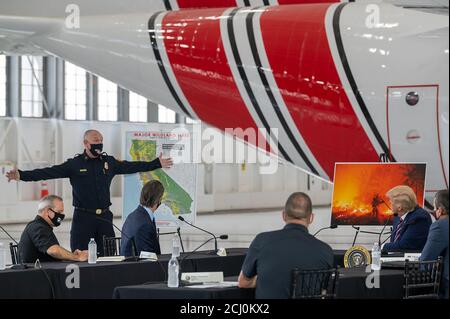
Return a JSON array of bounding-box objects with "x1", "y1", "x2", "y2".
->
[{"x1": 386, "y1": 185, "x2": 418, "y2": 213}]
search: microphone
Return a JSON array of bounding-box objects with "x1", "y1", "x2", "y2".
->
[
  {"x1": 381, "y1": 227, "x2": 394, "y2": 246},
  {"x1": 177, "y1": 216, "x2": 227, "y2": 254},
  {"x1": 178, "y1": 237, "x2": 218, "y2": 285},
  {"x1": 0, "y1": 225, "x2": 28, "y2": 269},
  {"x1": 313, "y1": 224, "x2": 338, "y2": 237},
  {"x1": 158, "y1": 227, "x2": 186, "y2": 254},
  {"x1": 178, "y1": 235, "x2": 229, "y2": 275},
  {"x1": 378, "y1": 211, "x2": 398, "y2": 246},
  {"x1": 95, "y1": 215, "x2": 139, "y2": 261}
]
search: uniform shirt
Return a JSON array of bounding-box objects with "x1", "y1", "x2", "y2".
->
[
  {"x1": 242, "y1": 223, "x2": 334, "y2": 299},
  {"x1": 18, "y1": 216, "x2": 59, "y2": 263},
  {"x1": 19, "y1": 152, "x2": 162, "y2": 209}
]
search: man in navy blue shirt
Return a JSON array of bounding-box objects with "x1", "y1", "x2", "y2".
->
[
  {"x1": 6, "y1": 130, "x2": 173, "y2": 255},
  {"x1": 238, "y1": 192, "x2": 334, "y2": 299},
  {"x1": 121, "y1": 180, "x2": 164, "y2": 257}
]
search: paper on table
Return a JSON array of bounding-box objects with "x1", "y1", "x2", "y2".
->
[
  {"x1": 186, "y1": 281, "x2": 238, "y2": 289},
  {"x1": 97, "y1": 256, "x2": 126, "y2": 262}
]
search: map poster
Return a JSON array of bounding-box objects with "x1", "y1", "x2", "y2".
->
[{"x1": 123, "y1": 127, "x2": 198, "y2": 227}]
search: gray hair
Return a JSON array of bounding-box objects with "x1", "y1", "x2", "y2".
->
[{"x1": 38, "y1": 195, "x2": 63, "y2": 214}]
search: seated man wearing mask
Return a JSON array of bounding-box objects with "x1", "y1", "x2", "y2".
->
[
  {"x1": 18, "y1": 195, "x2": 88, "y2": 263},
  {"x1": 420, "y1": 190, "x2": 449, "y2": 299}
]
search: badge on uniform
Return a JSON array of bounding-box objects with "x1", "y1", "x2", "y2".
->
[
  {"x1": 104, "y1": 162, "x2": 109, "y2": 170},
  {"x1": 79, "y1": 169, "x2": 87, "y2": 172}
]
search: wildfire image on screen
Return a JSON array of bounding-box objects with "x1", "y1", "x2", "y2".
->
[{"x1": 331, "y1": 163, "x2": 426, "y2": 225}]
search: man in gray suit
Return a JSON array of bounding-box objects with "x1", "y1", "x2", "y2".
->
[{"x1": 420, "y1": 190, "x2": 449, "y2": 298}]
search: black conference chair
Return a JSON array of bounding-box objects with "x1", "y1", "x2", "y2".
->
[
  {"x1": 9, "y1": 243, "x2": 19, "y2": 265},
  {"x1": 102, "y1": 236, "x2": 122, "y2": 257},
  {"x1": 290, "y1": 268, "x2": 340, "y2": 299},
  {"x1": 404, "y1": 257, "x2": 443, "y2": 299}
]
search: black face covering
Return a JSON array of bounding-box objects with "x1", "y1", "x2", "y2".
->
[
  {"x1": 49, "y1": 209, "x2": 65, "y2": 227},
  {"x1": 89, "y1": 143, "x2": 103, "y2": 156}
]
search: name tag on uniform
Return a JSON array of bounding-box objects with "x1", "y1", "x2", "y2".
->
[{"x1": 79, "y1": 169, "x2": 88, "y2": 172}]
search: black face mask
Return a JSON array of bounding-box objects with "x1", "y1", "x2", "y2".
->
[
  {"x1": 49, "y1": 209, "x2": 65, "y2": 227},
  {"x1": 89, "y1": 143, "x2": 103, "y2": 156}
]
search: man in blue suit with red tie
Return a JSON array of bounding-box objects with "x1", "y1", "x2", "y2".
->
[
  {"x1": 383, "y1": 185, "x2": 432, "y2": 253},
  {"x1": 121, "y1": 180, "x2": 164, "y2": 257}
]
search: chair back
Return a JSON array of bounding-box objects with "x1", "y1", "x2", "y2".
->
[
  {"x1": 9, "y1": 243, "x2": 19, "y2": 265},
  {"x1": 102, "y1": 236, "x2": 122, "y2": 257},
  {"x1": 404, "y1": 257, "x2": 443, "y2": 299},
  {"x1": 290, "y1": 268, "x2": 340, "y2": 299}
]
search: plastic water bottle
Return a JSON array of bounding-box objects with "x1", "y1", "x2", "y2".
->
[
  {"x1": 168, "y1": 239, "x2": 180, "y2": 287},
  {"x1": 167, "y1": 255, "x2": 179, "y2": 287},
  {"x1": 88, "y1": 238, "x2": 97, "y2": 264},
  {"x1": 0, "y1": 243, "x2": 6, "y2": 270},
  {"x1": 371, "y1": 242, "x2": 381, "y2": 271},
  {"x1": 172, "y1": 235, "x2": 180, "y2": 258}
]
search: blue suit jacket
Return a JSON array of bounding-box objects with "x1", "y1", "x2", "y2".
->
[
  {"x1": 420, "y1": 217, "x2": 449, "y2": 298},
  {"x1": 120, "y1": 205, "x2": 161, "y2": 257},
  {"x1": 383, "y1": 206, "x2": 432, "y2": 252}
]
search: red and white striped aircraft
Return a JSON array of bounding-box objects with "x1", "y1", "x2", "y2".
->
[{"x1": 0, "y1": 0, "x2": 448, "y2": 196}]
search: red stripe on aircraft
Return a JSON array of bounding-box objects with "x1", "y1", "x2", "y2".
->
[
  {"x1": 176, "y1": 0, "x2": 238, "y2": 9},
  {"x1": 260, "y1": 4, "x2": 379, "y2": 178},
  {"x1": 277, "y1": 0, "x2": 338, "y2": 4},
  {"x1": 175, "y1": 0, "x2": 338, "y2": 9},
  {"x1": 162, "y1": 8, "x2": 270, "y2": 150}
]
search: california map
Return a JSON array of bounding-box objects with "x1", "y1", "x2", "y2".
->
[{"x1": 129, "y1": 139, "x2": 193, "y2": 216}]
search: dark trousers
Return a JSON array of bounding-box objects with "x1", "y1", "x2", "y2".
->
[{"x1": 70, "y1": 209, "x2": 115, "y2": 256}]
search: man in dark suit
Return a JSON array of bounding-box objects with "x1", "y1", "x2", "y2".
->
[
  {"x1": 383, "y1": 185, "x2": 432, "y2": 252},
  {"x1": 238, "y1": 192, "x2": 334, "y2": 299},
  {"x1": 420, "y1": 190, "x2": 449, "y2": 298},
  {"x1": 121, "y1": 180, "x2": 164, "y2": 257}
]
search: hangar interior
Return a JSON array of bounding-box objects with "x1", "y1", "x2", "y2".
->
[{"x1": 0, "y1": 55, "x2": 385, "y2": 263}]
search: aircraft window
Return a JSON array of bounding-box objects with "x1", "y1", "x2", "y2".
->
[{"x1": 406, "y1": 91, "x2": 419, "y2": 106}]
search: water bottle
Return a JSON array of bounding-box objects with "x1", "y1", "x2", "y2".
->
[
  {"x1": 167, "y1": 255, "x2": 179, "y2": 287},
  {"x1": 0, "y1": 243, "x2": 6, "y2": 270},
  {"x1": 88, "y1": 238, "x2": 97, "y2": 264},
  {"x1": 172, "y1": 235, "x2": 180, "y2": 258},
  {"x1": 371, "y1": 242, "x2": 381, "y2": 271}
]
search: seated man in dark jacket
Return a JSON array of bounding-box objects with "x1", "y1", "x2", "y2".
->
[
  {"x1": 420, "y1": 190, "x2": 449, "y2": 299},
  {"x1": 383, "y1": 185, "x2": 432, "y2": 253},
  {"x1": 121, "y1": 180, "x2": 164, "y2": 257}
]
